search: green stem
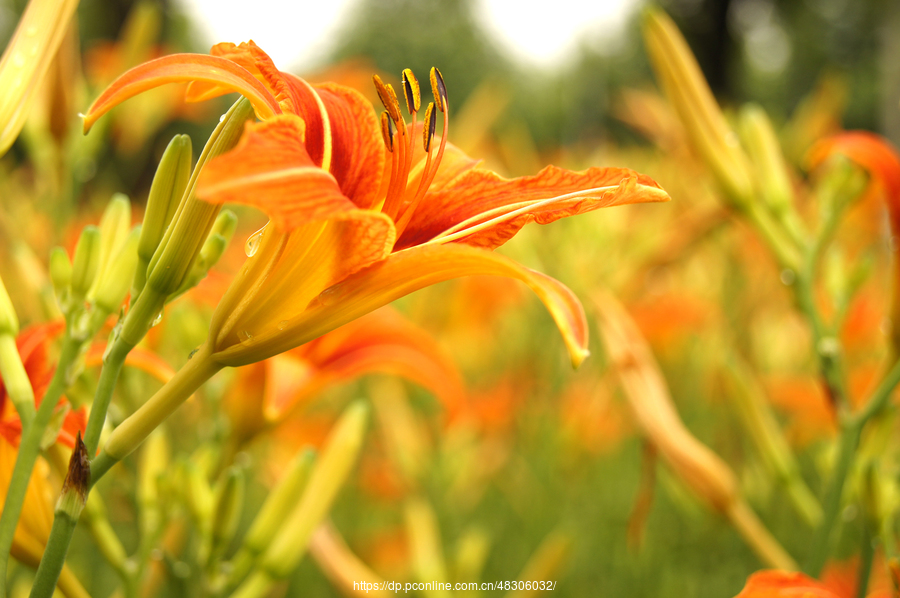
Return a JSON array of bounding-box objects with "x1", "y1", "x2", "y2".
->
[
  {"x1": 806, "y1": 422, "x2": 860, "y2": 576},
  {"x1": 856, "y1": 524, "x2": 874, "y2": 598},
  {"x1": 28, "y1": 514, "x2": 78, "y2": 598},
  {"x1": 82, "y1": 339, "x2": 132, "y2": 456},
  {"x1": 0, "y1": 334, "x2": 80, "y2": 598}
]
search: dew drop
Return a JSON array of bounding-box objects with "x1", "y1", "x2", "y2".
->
[
  {"x1": 244, "y1": 224, "x2": 268, "y2": 257},
  {"x1": 277, "y1": 320, "x2": 289, "y2": 331},
  {"x1": 219, "y1": 114, "x2": 226, "y2": 122},
  {"x1": 779, "y1": 268, "x2": 795, "y2": 286},
  {"x1": 12, "y1": 52, "x2": 25, "y2": 67},
  {"x1": 151, "y1": 311, "x2": 163, "y2": 327},
  {"x1": 239, "y1": 330, "x2": 253, "y2": 342},
  {"x1": 313, "y1": 283, "x2": 343, "y2": 307},
  {"x1": 188, "y1": 347, "x2": 199, "y2": 359}
]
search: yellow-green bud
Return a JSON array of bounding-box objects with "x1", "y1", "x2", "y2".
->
[
  {"x1": 136, "y1": 134, "x2": 192, "y2": 296},
  {"x1": 739, "y1": 104, "x2": 794, "y2": 216},
  {"x1": 404, "y1": 497, "x2": 448, "y2": 584},
  {"x1": 70, "y1": 225, "x2": 101, "y2": 300},
  {"x1": 0, "y1": 275, "x2": 18, "y2": 336},
  {"x1": 90, "y1": 194, "x2": 132, "y2": 299},
  {"x1": 146, "y1": 99, "x2": 253, "y2": 295},
  {"x1": 138, "y1": 430, "x2": 169, "y2": 539},
  {"x1": 184, "y1": 460, "x2": 214, "y2": 526},
  {"x1": 261, "y1": 402, "x2": 369, "y2": 577},
  {"x1": 49, "y1": 246, "x2": 72, "y2": 301},
  {"x1": 93, "y1": 226, "x2": 141, "y2": 314},
  {"x1": 210, "y1": 466, "x2": 245, "y2": 560},
  {"x1": 243, "y1": 448, "x2": 315, "y2": 556}
]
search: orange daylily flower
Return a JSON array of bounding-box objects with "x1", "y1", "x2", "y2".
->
[
  {"x1": 735, "y1": 565, "x2": 892, "y2": 598},
  {"x1": 0, "y1": 324, "x2": 88, "y2": 598},
  {"x1": 82, "y1": 40, "x2": 670, "y2": 372},
  {"x1": 222, "y1": 307, "x2": 465, "y2": 443}
]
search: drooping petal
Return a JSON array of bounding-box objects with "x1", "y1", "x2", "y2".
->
[
  {"x1": 211, "y1": 210, "x2": 396, "y2": 361},
  {"x1": 213, "y1": 243, "x2": 589, "y2": 368},
  {"x1": 197, "y1": 115, "x2": 358, "y2": 229},
  {"x1": 808, "y1": 132, "x2": 900, "y2": 229},
  {"x1": 82, "y1": 53, "x2": 281, "y2": 133},
  {"x1": 396, "y1": 166, "x2": 670, "y2": 250}
]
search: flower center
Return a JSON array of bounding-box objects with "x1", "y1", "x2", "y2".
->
[{"x1": 373, "y1": 67, "x2": 449, "y2": 240}]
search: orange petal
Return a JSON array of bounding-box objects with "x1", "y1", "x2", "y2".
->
[
  {"x1": 315, "y1": 82, "x2": 386, "y2": 209},
  {"x1": 396, "y1": 166, "x2": 669, "y2": 250},
  {"x1": 808, "y1": 131, "x2": 900, "y2": 230},
  {"x1": 214, "y1": 243, "x2": 589, "y2": 368},
  {"x1": 734, "y1": 571, "x2": 840, "y2": 598},
  {"x1": 265, "y1": 308, "x2": 465, "y2": 420},
  {"x1": 82, "y1": 53, "x2": 281, "y2": 133},
  {"x1": 197, "y1": 115, "x2": 357, "y2": 229},
  {"x1": 211, "y1": 210, "x2": 396, "y2": 360}
]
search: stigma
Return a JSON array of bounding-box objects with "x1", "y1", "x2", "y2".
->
[{"x1": 373, "y1": 67, "x2": 449, "y2": 240}]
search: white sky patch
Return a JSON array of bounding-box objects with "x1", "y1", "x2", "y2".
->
[
  {"x1": 475, "y1": 0, "x2": 642, "y2": 67},
  {"x1": 174, "y1": 0, "x2": 354, "y2": 70},
  {"x1": 175, "y1": 0, "x2": 640, "y2": 71}
]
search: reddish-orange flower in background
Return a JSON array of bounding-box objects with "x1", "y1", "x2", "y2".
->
[{"x1": 83, "y1": 40, "x2": 670, "y2": 372}]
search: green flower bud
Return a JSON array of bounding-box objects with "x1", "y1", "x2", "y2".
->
[
  {"x1": 0, "y1": 275, "x2": 18, "y2": 336},
  {"x1": 89, "y1": 194, "x2": 132, "y2": 299},
  {"x1": 739, "y1": 104, "x2": 794, "y2": 216},
  {"x1": 93, "y1": 226, "x2": 141, "y2": 314},
  {"x1": 261, "y1": 402, "x2": 369, "y2": 578},
  {"x1": 135, "y1": 134, "x2": 192, "y2": 297},
  {"x1": 146, "y1": 99, "x2": 253, "y2": 296},
  {"x1": 70, "y1": 225, "x2": 101, "y2": 300},
  {"x1": 184, "y1": 460, "x2": 214, "y2": 526},
  {"x1": 209, "y1": 466, "x2": 245, "y2": 561},
  {"x1": 49, "y1": 246, "x2": 72, "y2": 303},
  {"x1": 138, "y1": 430, "x2": 169, "y2": 540},
  {"x1": 243, "y1": 448, "x2": 315, "y2": 556}
]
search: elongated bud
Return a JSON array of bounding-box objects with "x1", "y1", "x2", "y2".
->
[
  {"x1": 260, "y1": 402, "x2": 369, "y2": 577},
  {"x1": 0, "y1": 0, "x2": 79, "y2": 156},
  {"x1": 515, "y1": 529, "x2": 571, "y2": 585},
  {"x1": 643, "y1": 8, "x2": 754, "y2": 206},
  {"x1": 89, "y1": 194, "x2": 132, "y2": 299},
  {"x1": 71, "y1": 226, "x2": 101, "y2": 300},
  {"x1": 146, "y1": 99, "x2": 253, "y2": 296},
  {"x1": 138, "y1": 430, "x2": 169, "y2": 539},
  {"x1": 453, "y1": 527, "x2": 491, "y2": 584},
  {"x1": 135, "y1": 134, "x2": 192, "y2": 295},
  {"x1": 49, "y1": 246, "x2": 72, "y2": 301},
  {"x1": 0, "y1": 275, "x2": 18, "y2": 336},
  {"x1": 210, "y1": 467, "x2": 245, "y2": 560},
  {"x1": 169, "y1": 210, "x2": 237, "y2": 300},
  {"x1": 93, "y1": 226, "x2": 141, "y2": 314},
  {"x1": 57, "y1": 431, "x2": 90, "y2": 520},
  {"x1": 184, "y1": 460, "x2": 214, "y2": 526},
  {"x1": 243, "y1": 448, "x2": 315, "y2": 556},
  {"x1": 405, "y1": 497, "x2": 448, "y2": 584},
  {"x1": 739, "y1": 105, "x2": 794, "y2": 216}
]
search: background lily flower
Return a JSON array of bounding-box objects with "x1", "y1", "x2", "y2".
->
[{"x1": 221, "y1": 307, "x2": 465, "y2": 444}]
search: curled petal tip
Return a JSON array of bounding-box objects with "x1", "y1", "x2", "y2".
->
[{"x1": 571, "y1": 348, "x2": 591, "y2": 370}]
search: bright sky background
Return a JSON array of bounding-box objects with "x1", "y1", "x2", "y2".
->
[{"x1": 175, "y1": 0, "x2": 641, "y2": 71}]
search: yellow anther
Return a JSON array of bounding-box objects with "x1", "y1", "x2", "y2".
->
[
  {"x1": 401, "y1": 68, "x2": 421, "y2": 114},
  {"x1": 380, "y1": 111, "x2": 394, "y2": 152},
  {"x1": 423, "y1": 102, "x2": 436, "y2": 152},
  {"x1": 372, "y1": 74, "x2": 402, "y2": 123},
  {"x1": 429, "y1": 67, "x2": 446, "y2": 113}
]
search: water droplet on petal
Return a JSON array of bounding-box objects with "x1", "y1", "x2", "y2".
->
[
  {"x1": 151, "y1": 311, "x2": 163, "y2": 327},
  {"x1": 188, "y1": 347, "x2": 199, "y2": 359},
  {"x1": 779, "y1": 269, "x2": 795, "y2": 286},
  {"x1": 244, "y1": 224, "x2": 268, "y2": 257},
  {"x1": 277, "y1": 320, "x2": 288, "y2": 331},
  {"x1": 313, "y1": 283, "x2": 343, "y2": 307},
  {"x1": 12, "y1": 52, "x2": 25, "y2": 67},
  {"x1": 238, "y1": 330, "x2": 253, "y2": 342},
  {"x1": 219, "y1": 114, "x2": 226, "y2": 122}
]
